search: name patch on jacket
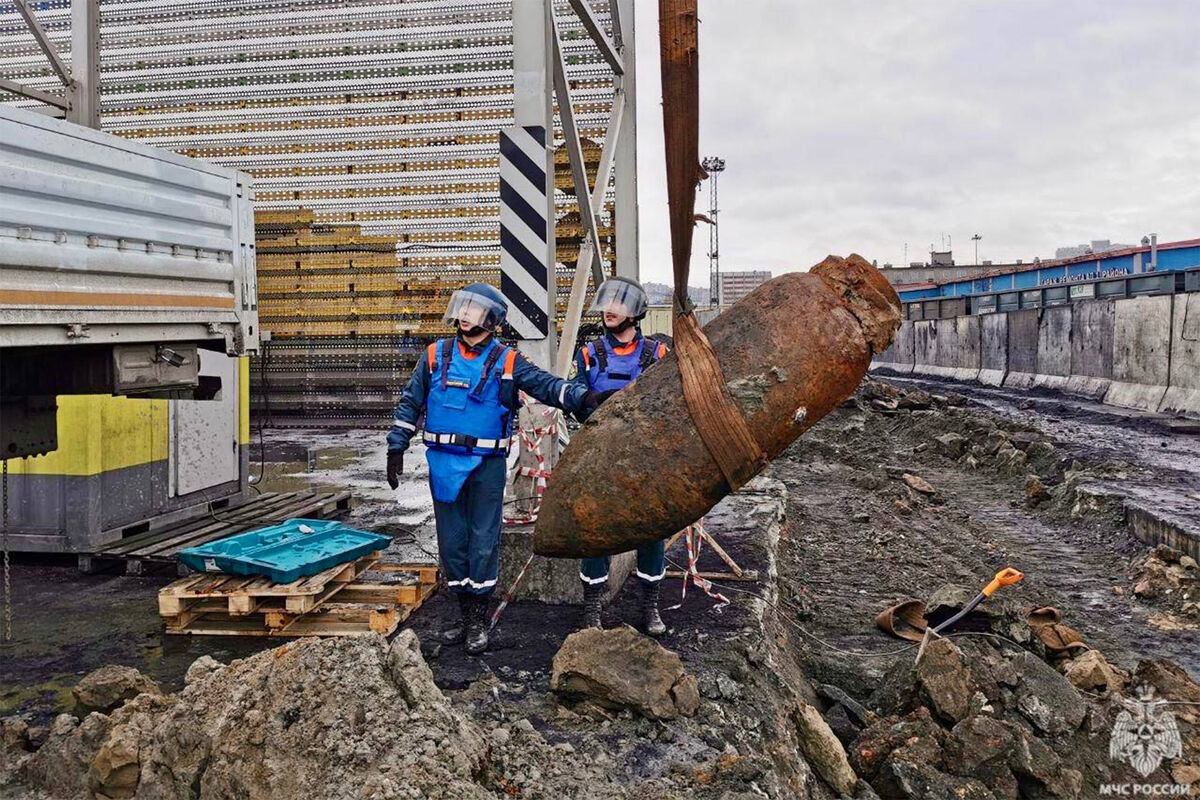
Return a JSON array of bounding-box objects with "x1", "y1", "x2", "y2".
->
[{"x1": 444, "y1": 379, "x2": 472, "y2": 390}]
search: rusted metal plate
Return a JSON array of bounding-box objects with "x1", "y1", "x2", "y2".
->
[{"x1": 533, "y1": 254, "x2": 902, "y2": 558}]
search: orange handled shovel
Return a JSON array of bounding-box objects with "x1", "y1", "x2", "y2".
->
[{"x1": 916, "y1": 568, "x2": 1024, "y2": 662}]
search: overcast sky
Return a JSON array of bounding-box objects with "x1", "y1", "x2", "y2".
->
[{"x1": 629, "y1": 0, "x2": 1200, "y2": 286}]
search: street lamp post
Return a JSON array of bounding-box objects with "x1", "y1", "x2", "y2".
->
[{"x1": 971, "y1": 233, "x2": 982, "y2": 266}]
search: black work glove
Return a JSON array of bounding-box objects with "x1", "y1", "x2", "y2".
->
[
  {"x1": 386, "y1": 450, "x2": 404, "y2": 489},
  {"x1": 578, "y1": 389, "x2": 618, "y2": 422}
]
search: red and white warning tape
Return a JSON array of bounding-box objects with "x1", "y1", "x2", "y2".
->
[
  {"x1": 503, "y1": 395, "x2": 558, "y2": 525},
  {"x1": 489, "y1": 552, "x2": 535, "y2": 630},
  {"x1": 679, "y1": 522, "x2": 730, "y2": 606}
]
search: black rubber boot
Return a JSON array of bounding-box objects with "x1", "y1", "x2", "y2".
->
[
  {"x1": 441, "y1": 593, "x2": 471, "y2": 645},
  {"x1": 641, "y1": 580, "x2": 666, "y2": 638},
  {"x1": 580, "y1": 582, "x2": 605, "y2": 629},
  {"x1": 464, "y1": 595, "x2": 490, "y2": 655}
]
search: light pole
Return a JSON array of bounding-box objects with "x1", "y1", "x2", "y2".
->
[
  {"x1": 972, "y1": 233, "x2": 982, "y2": 265},
  {"x1": 701, "y1": 155, "x2": 726, "y2": 306}
]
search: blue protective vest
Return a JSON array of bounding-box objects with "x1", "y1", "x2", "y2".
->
[
  {"x1": 583, "y1": 335, "x2": 663, "y2": 393},
  {"x1": 423, "y1": 337, "x2": 516, "y2": 503}
]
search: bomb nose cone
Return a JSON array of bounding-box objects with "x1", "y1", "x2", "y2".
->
[{"x1": 532, "y1": 254, "x2": 902, "y2": 559}]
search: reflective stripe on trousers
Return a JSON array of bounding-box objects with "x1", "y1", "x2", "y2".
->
[{"x1": 580, "y1": 538, "x2": 666, "y2": 584}]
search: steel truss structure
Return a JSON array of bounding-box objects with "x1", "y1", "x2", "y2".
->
[{"x1": 0, "y1": 0, "x2": 637, "y2": 424}]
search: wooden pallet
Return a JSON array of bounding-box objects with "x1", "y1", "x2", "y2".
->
[
  {"x1": 81, "y1": 490, "x2": 353, "y2": 575},
  {"x1": 159, "y1": 560, "x2": 437, "y2": 637}
]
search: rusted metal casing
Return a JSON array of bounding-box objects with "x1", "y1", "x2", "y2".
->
[{"x1": 533, "y1": 254, "x2": 902, "y2": 557}]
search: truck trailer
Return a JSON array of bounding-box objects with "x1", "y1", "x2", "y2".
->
[{"x1": 0, "y1": 105, "x2": 259, "y2": 552}]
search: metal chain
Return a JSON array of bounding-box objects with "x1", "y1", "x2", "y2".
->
[{"x1": 2, "y1": 458, "x2": 11, "y2": 642}]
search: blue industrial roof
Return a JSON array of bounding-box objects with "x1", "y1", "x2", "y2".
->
[{"x1": 896, "y1": 238, "x2": 1200, "y2": 302}]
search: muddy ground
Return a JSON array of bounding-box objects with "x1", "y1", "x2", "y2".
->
[
  {"x1": 4, "y1": 375, "x2": 1200, "y2": 797},
  {"x1": 781, "y1": 377, "x2": 1200, "y2": 678}
]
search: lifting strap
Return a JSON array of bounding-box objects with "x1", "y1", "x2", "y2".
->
[
  {"x1": 591, "y1": 340, "x2": 608, "y2": 374},
  {"x1": 660, "y1": 0, "x2": 766, "y2": 492}
]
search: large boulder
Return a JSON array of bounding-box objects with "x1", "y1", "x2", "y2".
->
[
  {"x1": 72, "y1": 665, "x2": 162, "y2": 715},
  {"x1": 1012, "y1": 652, "x2": 1087, "y2": 736},
  {"x1": 1061, "y1": 651, "x2": 1128, "y2": 694},
  {"x1": 916, "y1": 639, "x2": 973, "y2": 724},
  {"x1": 550, "y1": 627, "x2": 699, "y2": 720}
]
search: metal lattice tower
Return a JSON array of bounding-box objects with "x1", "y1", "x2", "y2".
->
[{"x1": 701, "y1": 155, "x2": 724, "y2": 306}]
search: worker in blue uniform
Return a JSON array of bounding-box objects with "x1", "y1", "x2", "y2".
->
[
  {"x1": 386, "y1": 283, "x2": 599, "y2": 654},
  {"x1": 572, "y1": 277, "x2": 670, "y2": 636}
]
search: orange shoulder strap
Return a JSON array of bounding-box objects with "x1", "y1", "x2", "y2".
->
[
  {"x1": 502, "y1": 348, "x2": 518, "y2": 378},
  {"x1": 426, "y1": 342, "x2": 438, "y2": 370}
]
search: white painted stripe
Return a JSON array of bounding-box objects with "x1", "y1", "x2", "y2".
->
[
  {"x1": 579, "y1": 572, "x2": 609, "y2": 585},
  {"x1": 635, "y1": 569, "x2": 666, "y2": 583},
  {"x1": 499, "y1": 157, "x2": 547, "y2": 216},
  {"x1": 505, "y1": 126, "x2": 547, "y2": 171},
  {"x1": 507, "y1": 314, "x2": 540, "y2": 339},
  {"x1": 500, "y1": 202, "x2": 548, "y2": 262},
  {"x1": 500, "y1": 251, "x2": 549, "y2": 308}
]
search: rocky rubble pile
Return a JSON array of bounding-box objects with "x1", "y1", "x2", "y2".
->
[
  {"x1": 828, "y1": 634, "x2": 1199, "y2": 798},
  {"x1": 1129, "y1": 544, "x2": 1200, "y2": 631},
  {"x1": 2, "y1": 633, "x2": 504, "y2": 799}
]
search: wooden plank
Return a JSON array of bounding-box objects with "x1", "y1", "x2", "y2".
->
[
  {"x1": 105, "y1": 492, "x2": 296, "y2": 556},
  {"x1": 282, "y1": 558, "x2": 377, "y2": 614},
  {"x1": 664, "y1": 569, "x2": 759, "y2": 582},
  {"x1": 97, "y1": 493, "x2": 281, "y2": 555},
  {"x1": 375, "y1": 564, "x2": 439, "y2": 585},
  {"x1": 338, "y1": 583, "x2": 416, "y2": 606},
  {"x1": 134, "y1": 493, "x2": 308, "y2": 557},
  {"x1": 150, "y1": 488, "x2": 354, "y2": 561}
]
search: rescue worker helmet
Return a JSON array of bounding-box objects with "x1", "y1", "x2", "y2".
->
[
  {"x1": 590, "y1": 277, "x2": 648, "y2": 320},
  {"x1": 443, "y1": 283, "x2": 508, "y2": 330}
]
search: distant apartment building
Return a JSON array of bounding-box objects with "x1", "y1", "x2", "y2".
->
[{"x1": 719, "y1": 270, "x2": 771, "y2": 304}]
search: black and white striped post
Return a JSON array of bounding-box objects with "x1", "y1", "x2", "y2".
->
[
  {"x1": 507, "y1": 0, "x2": 557, "y2": 370},
  {"x1": 499, "y1": 124, "x2": 551, "y2": 343}
]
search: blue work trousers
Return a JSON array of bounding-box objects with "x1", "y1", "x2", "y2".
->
[
  {"x1": 431, "y1": 455, "x2": 506, "y2": 596},
  {"x1": 580, "y1": 539, "x2": 666, "y2": 586}
]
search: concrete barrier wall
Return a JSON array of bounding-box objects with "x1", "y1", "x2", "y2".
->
[
  {"x1": 1034, "y1": 306, "x2": 1072, "y2": 391},
  {"x1": 1161, "y1": 293, "x2": 1200, "y2": 417},
  {"x1": 869, "y1": 292, "x2": 1200, "y2": 420},
  {"x1": 1003, "y1": 309, "x2": 1040, "y2": 389},
  {"x1": 911, "y1": 320, "x2": 938, "y2": 377},
  {"x1": 945, "y1": 315, "x2": 982, "y2": 381},
  {"x1": 1067, "y1": 300, "x2": 1114, "y2": 399},
  {"x1": 1106, "y1": 295, "x2": 1172, "y2": 412},
  {"x1": 872, "y1": 320, "x2": 915, "y2": 373},
  {"x1": 979, "y1": 313, "x2": 1007, "y2": 386}
]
